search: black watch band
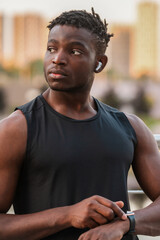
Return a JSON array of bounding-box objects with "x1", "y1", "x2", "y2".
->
[{"x1": 126, "y1": 211, "x2": 135, "y2": 234}]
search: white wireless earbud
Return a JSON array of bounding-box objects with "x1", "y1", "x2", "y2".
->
[{"x1": 96, "y1": 61, "x2": 102, "y2": 71}]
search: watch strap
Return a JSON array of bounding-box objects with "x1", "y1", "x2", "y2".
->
[{"x1": 126, "y1": 211, "x2": 135, "y2": 234}]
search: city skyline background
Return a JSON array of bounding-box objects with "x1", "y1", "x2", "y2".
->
[
  {"x1": 0, "y1": 0, "x2": 160, "y2": 135},
  {"x1": 0, "y1": 0, "x2": 160, "y2": 79},
  {"x1": 1, "y1": 0, "x2": 160, "y2": 22}
]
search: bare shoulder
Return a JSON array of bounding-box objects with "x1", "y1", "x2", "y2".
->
[
  {"x1": 0, "y1": 110, "x2": 27, "y2": 165},
  {"x1": 125, "y1": 113, "x2": 156, "y2": 145},
  {"x1": 125, "y1": 112, "x2": 149, "y2": 133},
  {"x1": 0, "y1": 110, "x2": 27, "y2": 136},
  {"x1": 0, "y1": 109, "x2": 26, "y2": 126},
  {"x1": 125, "y1": 112, "x2": 159, "y2": 155}
]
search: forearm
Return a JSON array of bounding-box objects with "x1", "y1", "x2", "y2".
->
[
  {"x1": 134, "y1": 195, "x2": 160, "y2": 236},
  {"x1": 0, "y1": 194, "x2": 128, "y2": 240},
  {"x1": 78, "y1": 218, "x2": 130, "y2": 240},
  {"x1": 0, "y1": 206, "x2": 71, "y2": 240}
]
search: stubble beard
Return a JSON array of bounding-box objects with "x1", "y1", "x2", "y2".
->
[{"x1": 44, "y1": 71, "x2": 94, "y2": 94}]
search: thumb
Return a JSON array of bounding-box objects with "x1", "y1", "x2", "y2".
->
[
  {"x1": 115, "y1": 201, "x2": 124, "y2": 209},
  {"x1": 115, "y1": 201, "x2": 127, "y2": 220}
]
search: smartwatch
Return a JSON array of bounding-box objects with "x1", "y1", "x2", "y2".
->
[{"x1": 126, "y1": 211, "x2": 135, "y2": 235}]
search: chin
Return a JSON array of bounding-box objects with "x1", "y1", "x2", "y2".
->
[
  {"x1": 48, "y1": 82, "x2": 86, "y2": 93},
  {"x1": 50, "y1": 87, "x2": 77, "y2": 92}
]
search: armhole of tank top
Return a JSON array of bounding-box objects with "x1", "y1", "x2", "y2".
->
[
  {"x1": 24, "y1": 113, "x2": 32, "y2": 161},
  {"x1": 95, "y1": 100, "x2": 137, "y2": 146},
  {"x1": 15, "y1": 108, "x2": 31, "y2": 162},
  {"x1": 119, "y1": 112, "x2": 138, "y2": 147}
]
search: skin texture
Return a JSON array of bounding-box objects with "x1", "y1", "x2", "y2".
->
[{"x1": 0, "y1": 24, "x2": 160, "y2": 240}]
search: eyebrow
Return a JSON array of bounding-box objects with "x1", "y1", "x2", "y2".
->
[
  {"x1": 68, "y1": 41, "x2": 86, "y2": 48},
  {"x1": 48, "y1": 39, "x2": 58, "y2": 44},
  {"x1": 48, "y1": 39, "x2": 87, "y2": 49}
]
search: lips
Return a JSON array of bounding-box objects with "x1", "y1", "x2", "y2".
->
[{"x1": 48, "y1": 69, "x2": 68, "y2": 79}]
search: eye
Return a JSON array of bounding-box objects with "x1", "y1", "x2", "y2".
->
[
  {"x1": 71, "y1": 49, "x2": 82, "y2": 55},
  {"x1": 48, "y1": 47, "x2": 56, "y2": 53}
]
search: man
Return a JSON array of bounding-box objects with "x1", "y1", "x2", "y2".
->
[{"x1": 0, "y1": 8, "x2": 160, "y2": 240}]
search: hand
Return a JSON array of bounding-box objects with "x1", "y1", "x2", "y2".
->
[
  {"x1": 78, "y1": 218, "x2": 130, "y2": 240},
  {"x1": 68, "y1": 195, "x2": 127, "y2": 229}
]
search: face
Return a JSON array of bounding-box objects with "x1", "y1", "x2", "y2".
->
[{"x1": 44, "y1": 25, "x2": 97, "y2": 93}]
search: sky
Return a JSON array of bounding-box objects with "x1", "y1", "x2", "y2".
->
[{"x1": 1, "y1": 0, "x2": 160, "y2": 23}]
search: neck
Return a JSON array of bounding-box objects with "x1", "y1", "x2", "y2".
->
[{"x1": 42, "y1": 88, "x2": 97, "y2": 120}]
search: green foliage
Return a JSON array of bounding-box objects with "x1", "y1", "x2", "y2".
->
[
  {"x1": 0, "y1": 59, "x2": 44, "y2": 79},
  {"x1": 102, "y1": 88, "x2": 121, "y2": 108},
  {"x1": 0, "y1": 87, "x2": 6, "y2": 112},
  {"x1": 6, "y1": 67, "x2": 20, "y2": 78},
  {"x1": 0, "y1": 64, "x2": 5, "y2": 73},
  {"x1": 0, "y1": 65, "x2": 20, "y2": 79},
  {"x1": 107, "y1": 69, "x2": 117, "y2": 80},
  {"x1": 102, "y1": 84, "x2": 153, "y2": 115},
  {"x1": 132, "y1": 88, "x2": 153, "y2": 115},
  {"x1": 28, "y1": 59, "x2": 44, "y2": 78},
  {"x1": 139, "y1": 115, "x2": 160, "y2": 129}
]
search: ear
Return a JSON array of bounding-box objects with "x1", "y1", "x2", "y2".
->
[{"x1": 94, "y1": 55, "x2": 108, "y2": 73}]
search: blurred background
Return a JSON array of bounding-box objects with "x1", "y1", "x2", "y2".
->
[
  {"x1": 0, "y1": 0, "x2": 160, "y2": 238},
  {"x1": 0, "y1": 0, "x2": 160, "y2": 133}
]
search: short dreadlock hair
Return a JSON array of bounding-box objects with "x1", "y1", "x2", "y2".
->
[{"x1": 47, "y1": 8, "x2": 113, "y2": 54}]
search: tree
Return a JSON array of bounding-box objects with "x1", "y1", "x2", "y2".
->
[{"x1": 0, "y1": 87, "x2": 6, "y2": 112}]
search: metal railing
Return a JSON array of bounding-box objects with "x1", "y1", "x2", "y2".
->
[{"x1": 154, "y1": 134, "x2": 160, "y2": 148}]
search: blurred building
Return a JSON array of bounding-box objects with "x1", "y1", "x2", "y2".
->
[
  {"x1": 1, "y1": 1, "x2": 160, "y2": 80},
  {"x1": 13, "y1": 14, "x2": 48, "y2": 67},
  {"x1": 131, "y1": 1, "x2": 158, "y2": 78},
  {"x1": 0, "y1": 14, "x2": 14, "y2": 67},
  {"x1": 0, "y1": 13, "x2": 48, "y2": 68},
  {"x1": 0, "y1": 14, "x2": 3, "y2": 63},
  {"x1": 107, "y1": 24, "x2": 133, "y2": 77},
  {"x1": 158, "y1": 4, "x2": 160, "y2": 79}
]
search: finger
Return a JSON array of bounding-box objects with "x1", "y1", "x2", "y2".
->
[
  {"x1": 78, "y1": 233, "x2": 86, "y2": 240},
  {"x1": 87, "y1": 218, "x2": 99, "y2": 229},
  {"x1": 115, "y1": 201, "x2": 127, "y2": 220},
  {"x1": 115, "y1": 201, "x2": 124, "y2": 209},
  {"x1": 91, "y1": 210, "x2": 109, "y2": 225},
  {"x1": 94, "y1": 195, "x2": 127, "y2": 220},
  {"x1": 78, "y1": 230, "x2": 93, "y2": 240},
  {"x1": 93, "y1": 202, "x2": 115, "y2": 221}
]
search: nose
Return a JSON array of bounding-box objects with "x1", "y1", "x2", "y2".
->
[{"x1": 52, "y1": 50, "x2": 67, "y2": 65}]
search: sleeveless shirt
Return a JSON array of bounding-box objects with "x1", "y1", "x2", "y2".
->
[{"x1": 14, "y1": 94, "x2": 137, "y2": 240}]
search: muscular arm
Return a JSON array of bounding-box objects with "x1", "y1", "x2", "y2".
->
[
  {"x1": 0, "y1": 111, "x2": 73, "y2": 240},
  {"x1": 127, "y1": 114, "x2": 160, "y2": 236},
  {"x1": 0, "y1": 111, "x2": 126, "y2": 240}
]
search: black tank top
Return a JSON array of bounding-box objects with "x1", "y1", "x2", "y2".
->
[{"x1": 14, "y1": 95, "x2": 137, "y2": 240}]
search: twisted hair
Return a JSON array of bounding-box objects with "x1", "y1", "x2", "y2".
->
[{"x1": 47, "y1": 8, "x2": 113, "y2": 54}]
